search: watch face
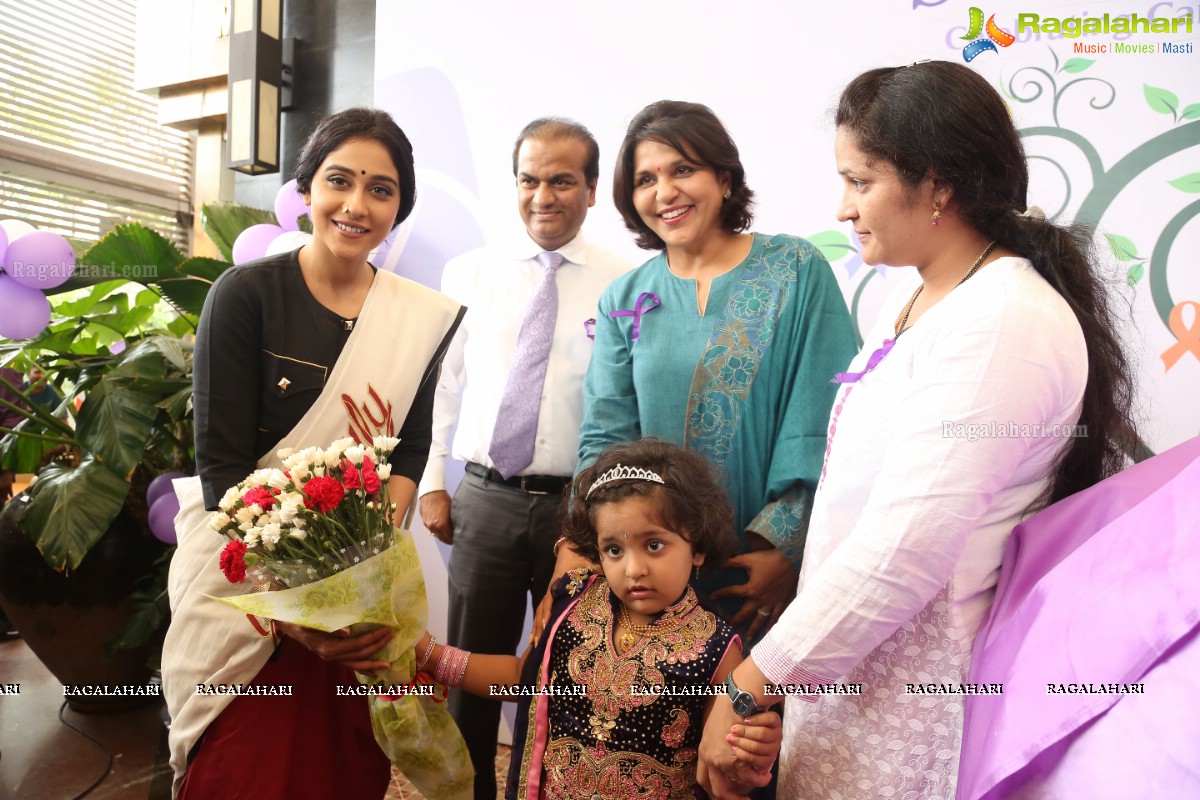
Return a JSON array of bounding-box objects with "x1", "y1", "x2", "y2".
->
[{"x1": 732, "y1": 693, "x2": 756, "y2": 716}]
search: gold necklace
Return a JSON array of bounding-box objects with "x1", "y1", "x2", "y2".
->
[
  {"x1": 895, "y1": 240, "x2": 999, "y2": 338},
  {"x1": 615, "y1": 599, "x2": 691, "y2": 651}
]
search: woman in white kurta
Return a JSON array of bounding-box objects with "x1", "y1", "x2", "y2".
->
[{"x1": 697, "y1": 61, "x2": 1136, "y2": 800}]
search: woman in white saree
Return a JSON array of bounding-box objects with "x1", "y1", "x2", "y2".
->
[{"x1": 162, "y1": 108, "x2": 465, "y2": 799}]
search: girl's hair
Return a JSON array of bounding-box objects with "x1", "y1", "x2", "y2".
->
[
  {"x1": 293, "y1": 107, "x2": 417, "y2": 228},
  {"x1": 562, "y1": 438, "x2": 735, "y2": 572},
  {"x1": 836, "y1": 61, "x2": 1136, "y2": 507},
  {"x1": 612, "y1": 100, "x2": 755, "y2": 251}
]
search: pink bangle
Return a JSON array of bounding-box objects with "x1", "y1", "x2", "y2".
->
[
  {"x1": 435, "y1": 645, "x2": 471, "y2": 688},
  {"x1": 552, "y1": 536, "x2": 568, "y2": 557}
]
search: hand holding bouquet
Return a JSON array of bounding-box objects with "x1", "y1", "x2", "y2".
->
[{"x1": 207, "y1": 436, "x2": 472, "y2": 800}]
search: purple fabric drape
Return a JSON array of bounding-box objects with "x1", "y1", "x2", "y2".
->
[{"x1": 957, "y1": 435, "x2": 1200, "y2": 800}]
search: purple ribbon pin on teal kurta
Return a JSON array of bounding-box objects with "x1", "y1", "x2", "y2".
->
[
  {"x1": 608, "y1": 292, "x2": 661, "y2": 341},
  {"x1": 833, "y1": 338, "x2": 896, "y2": 384}
]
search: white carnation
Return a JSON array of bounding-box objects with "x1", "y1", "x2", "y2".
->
[
  {"x1": 218, "y1": 486, "x2": 241, "y2": 513},
  {"x1": 260, "y1": 523, "x2": 282, "y2": 546},
  {"x1": 276, "y1": 447, "x2": 294, "y2": 460},
  {"x1": 234, "y1": 506, "x2": 257, "y2": 526},
  {"x1": 266, "y1": 469, "x2": 291, "y2": 492},
  {"x1": 372, "y1": 435, "x2": 400, "y2": 454},
  {"x1": 376, "y1": 463, "x2": 392, "y2": 480},
  {"x1": 344, "y1": 444, "x2": 366, "y2": 465}
]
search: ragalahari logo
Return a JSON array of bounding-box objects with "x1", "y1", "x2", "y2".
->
[{"x1": 961, "y1": 7, "x2": 1016, "y2": 61}]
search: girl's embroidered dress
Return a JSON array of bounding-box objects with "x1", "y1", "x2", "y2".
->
[{"x1": 508, "y1": 570, "x2": 739, "y2": 800}]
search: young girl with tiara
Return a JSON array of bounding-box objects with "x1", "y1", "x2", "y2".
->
[{"x1": 415, "y1": 438, "x2": 779, "y2": 799}]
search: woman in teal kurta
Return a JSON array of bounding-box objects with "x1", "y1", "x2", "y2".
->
[{"x1": 578, "y1": 101, "x2": 857, "y2": 640}]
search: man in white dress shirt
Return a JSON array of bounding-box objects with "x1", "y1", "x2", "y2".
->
[{"x1": 418, "y1": 118, "x2": 631, "y2": 800}]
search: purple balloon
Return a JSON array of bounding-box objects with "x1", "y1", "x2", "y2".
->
[
  {"x1": 0, "y1": 274, "x2": 51, "y2": 339},
  {"x1": 148, "y1": 493, "x2": 181, "y2": 545},
  {"x1": 146, "y1": 471, "x2": 188, "y2": 507},
  {"x1": 232, "y1": 224, "x2": 286, "y2": 265},
  {"x1": 274, "y1": 179, "x2": 310, "y2": 232},
  {"x1": 3, "y1": 230, "x2": 76, "y2": 289}
]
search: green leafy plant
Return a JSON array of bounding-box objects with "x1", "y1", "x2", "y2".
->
[{"x1": 1, "y1": 221, "x2": 236, "y2": 655}]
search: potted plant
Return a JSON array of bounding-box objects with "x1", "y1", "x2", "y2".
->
[{"x1": 0, "y1": 220, "x2": 237, "y2": 708}]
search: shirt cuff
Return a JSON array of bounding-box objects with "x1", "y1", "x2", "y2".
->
[
  {"x1": 418, "y1": 460, "x2": 446, "y2": 497},
  {"x1": 752, "y1": 630, "x2": 839, "y2": 703}
]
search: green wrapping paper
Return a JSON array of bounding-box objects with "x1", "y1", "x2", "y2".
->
[{"x1": 210, "y1": 528, "x2": 473, "y2": 800}]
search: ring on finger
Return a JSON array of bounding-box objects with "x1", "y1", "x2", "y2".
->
[{"x1": 756, "y1": 608, "x2": 771, "y2": 617}]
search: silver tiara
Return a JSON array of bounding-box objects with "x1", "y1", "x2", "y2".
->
[{"x1": 586, "y1": 463, "x2": 665, "y2": 498}]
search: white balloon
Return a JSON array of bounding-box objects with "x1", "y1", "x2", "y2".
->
[
  {"x1": 264, "y1": 230, "x2": 312, "y2": 258},
  {"x1": 0, "y1": 219, "x2": 37, "y2": 242}
]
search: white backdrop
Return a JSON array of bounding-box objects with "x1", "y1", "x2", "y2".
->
[{"x1": 373, "y1": 0, "x2": 1199, "y2": 738}]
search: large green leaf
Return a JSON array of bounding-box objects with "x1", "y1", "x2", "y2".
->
[
  {"x1": 22, "y1": 457, "x2": 131, "y2": 571},
  {"x1": 155, "y1": 256, "x2": 233, "y2": 316},
  {"x1": 75, "y1": 376, "x2": 164, "y2": 476},
  {"x1": 157, "y1": 386, "x2": 193, "y2": 420},
  {"x1": 202, "y1": 203, "x2": 277, "y2": 262},
  {"x1": 117, "y1": 336, "x2": 191, "y2": 376},
  {"x1": 0, "y1": 427, "x2": 58, "y2": 473},
  {"x1": 59, "y1": 224, "x2": 186, "y2": 294}
]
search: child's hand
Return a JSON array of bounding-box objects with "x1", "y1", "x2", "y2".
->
[{"x1": 726, "y1": 710, "x2": 782, "y2": 776}]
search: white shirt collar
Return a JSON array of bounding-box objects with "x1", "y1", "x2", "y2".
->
[{"x1": 507, "y1": 231, "x2": 589, "y2": 266}]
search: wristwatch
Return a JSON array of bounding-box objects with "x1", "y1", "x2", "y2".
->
[{"x1": 725, "y1": 673, "x2": 766, "y2": 716}]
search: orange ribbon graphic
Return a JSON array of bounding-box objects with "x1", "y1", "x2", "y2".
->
[{"x1": 1160, "y1": 300, "x2": 1200, "y2": 371}]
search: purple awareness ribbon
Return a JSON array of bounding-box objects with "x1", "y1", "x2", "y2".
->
[
  {"x1": 608, "y1": 292, "x2": 662, "y2": 341},
  {"x1": 832, "y1": 338, "x2": 896, "y2": 384},
  {"x1": 584, "y1": 318, "x2": 596, "y2": 340}
]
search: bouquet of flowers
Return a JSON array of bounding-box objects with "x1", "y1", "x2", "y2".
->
[{"x1": 208, "y1": 436, "x2": 472, "y2": 800}]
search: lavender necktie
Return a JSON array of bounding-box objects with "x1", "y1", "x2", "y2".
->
[{"x1": 488, "y1": 251, "x2": 564, "y2": 478}]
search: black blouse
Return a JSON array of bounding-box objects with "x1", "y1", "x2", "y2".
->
[{"x1": 193, "y1": 250, "x2": 457, "y2": 510}]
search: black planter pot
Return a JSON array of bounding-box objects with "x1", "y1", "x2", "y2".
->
[{"x1": 0, "y1": 493, "x2": 169, "y2": 712}]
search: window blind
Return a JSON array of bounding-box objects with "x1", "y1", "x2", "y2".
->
[{"x1": 0, "y1": 0, "x2": 194, "y2": 250}]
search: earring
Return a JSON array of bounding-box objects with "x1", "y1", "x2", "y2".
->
[
  {"x1": 693, "y1": 565, "x2": 701, "y2": 580},
  {"x1": 931, "y1": 206, "x2": 942, "y2": 227},
  {"x1": 723, "y1": 190, "x2": 732, "y2": 201}
]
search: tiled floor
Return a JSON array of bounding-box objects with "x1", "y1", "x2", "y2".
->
[
  {"x1": 1, "y1": 636, "x2": 510, "y2": 800},
  {"x1": 387, "y1": 747, "x2": 510, "y2": 800},
  {"x1": 0, "y1": 637, "x2": 173, "y2": 800}
]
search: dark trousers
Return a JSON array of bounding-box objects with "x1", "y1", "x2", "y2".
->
[{"x1": 447, "y1": 473, "x2": 561, "y2": 800}]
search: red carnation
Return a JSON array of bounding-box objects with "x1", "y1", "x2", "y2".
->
[
  {"x1": 341, "y1": 458, "x2": 361, "y2": 491},
  {"x1": 242, "y1": 486, "x2": 277, "y2": 510},
  {"x1": 361, "y1": 456, "x2": 381, "y2": 494},
  {"x1": 219, "y1": 539, "x2": 248, "y2": 584},
  {"x1": 303, "y1": 475, "x2": 345, "y2": 513}
]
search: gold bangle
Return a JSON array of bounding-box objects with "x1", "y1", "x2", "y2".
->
[{"x1": 552, "y1": 536, "x2": 568, "y2": 557}]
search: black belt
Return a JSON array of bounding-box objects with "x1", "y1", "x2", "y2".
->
[{"x1": 464, "y1": 462, "x2": 570, "y2": 496}]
